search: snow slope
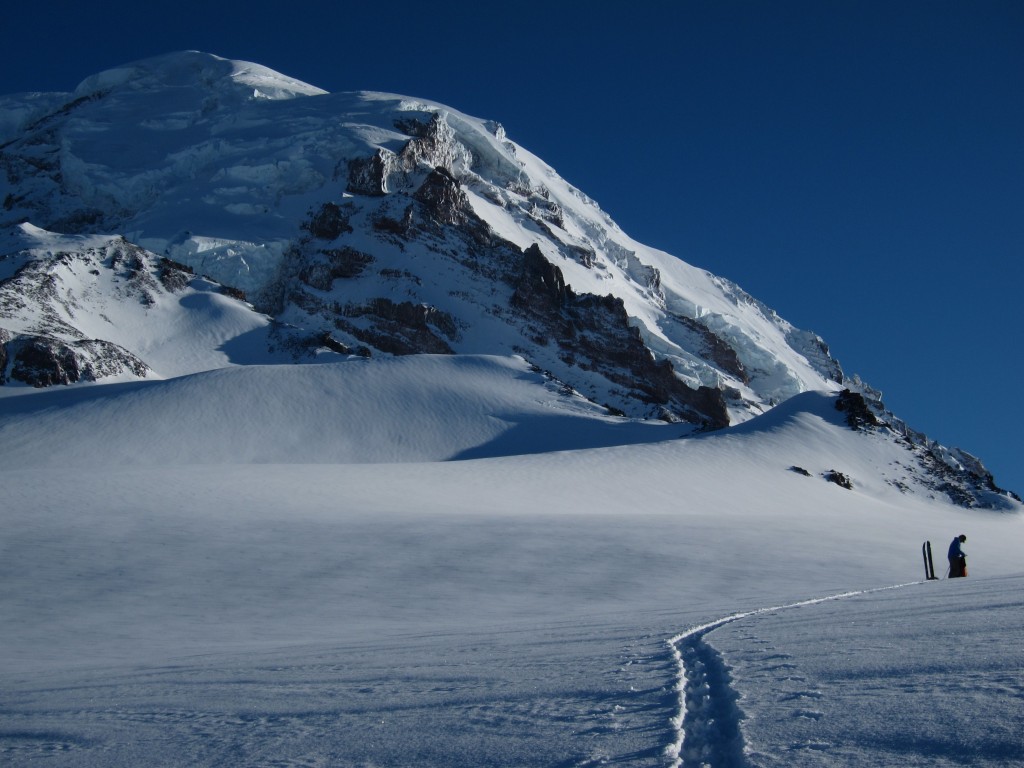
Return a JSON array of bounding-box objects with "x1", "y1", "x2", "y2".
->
[
  {"x1": 0, "y1": 224, "x2": 280, "y2": 381},
  {"x1": 1, "y1": 356, "x2": 1022, "y2": 766},
  {"x1": 685, "y1": 576, "x2": 1024, "y2": 767},
  {"x1": 0, "y1": 355, "x2": 676, "y2": 466}
]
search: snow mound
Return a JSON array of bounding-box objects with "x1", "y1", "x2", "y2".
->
[{"x1": 0, "y1": 355, "x2": 672, "y2": 467}]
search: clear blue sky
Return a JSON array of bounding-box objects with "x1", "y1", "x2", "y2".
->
[{"x1": 3, "y1": 1, "x2": 1022, "y2": 495}]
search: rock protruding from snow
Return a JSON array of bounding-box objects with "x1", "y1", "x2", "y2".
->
[{"x1": 6, "y1": 333, "x2": 150, "y2": 386}]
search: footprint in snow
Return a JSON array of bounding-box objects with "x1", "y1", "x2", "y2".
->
[
  {"x1": 792, "y1": 709, "x2": 824, "y2": 720},
  {"x1": 778, "y1": 690, "x2": 823, "y2": 702}
]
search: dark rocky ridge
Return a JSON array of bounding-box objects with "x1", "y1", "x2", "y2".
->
[{"x1": 833, "y1": 388, "x2": 1019, "y2": 508}]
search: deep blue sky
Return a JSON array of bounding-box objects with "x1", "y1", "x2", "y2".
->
[{"x1": 3, "y1": 1, "x2": 1022, "y2": 495}]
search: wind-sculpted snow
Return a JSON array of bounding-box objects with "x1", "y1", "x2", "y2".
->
[
  {"x1": 0, "y1": 355, "x2": 677, "y2": 467},
  {"x1": 703, "y1": 578, "x2": 1024, "y2": 767},
  {"x1": 2, "y1": 346, "x2": 1023, "y2": 764},
  {"x1": 0, "y1": 351, "x2": 1016, "y2": 509},
  {"x1": 666, "y1": 586, "x2": 910, "y2": 767}
]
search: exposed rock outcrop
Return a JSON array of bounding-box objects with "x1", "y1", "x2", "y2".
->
[
  {"x1": 674, "y1": 314, "x2": 748, "y2": 384},
  {"x1": 338, "y1": 298, "x2": 458, "y2": 355},
  {"x1": 824, "y1": 469, "x2": 854, "y2": 490},
  {"x1": 299, "y1": 247, "x2": 375, "y2": 291},
  {"x1": 346, "y1": 113, "x2": 471, "y2": 198},
  {"x1": 306, "y1": 201, "x2": 355, "y2": 240},
  {"x1": 394, "y1": 113, "x2": 470, "y2": 176},
  {"x1": 832, "y1": 388, "x2": 1018, "y2": 509},
  {"x1": 413, "y1": 167, "x2": 473, "y2": 228},
  {"x1": 836, "y1": 388, "x2": 879, "y2": 430},
  {"x1": 511, "y1": 244, "x2": 729, "y2": 428},
  {"x1": 513, "y1": 243, "x2": 571, "y2": 309},
  {"x1": 346, "y1": 150, "x2": 394, "y2": 197},
  {"x1": 158, "y1": 257, "x2": 194, "y2": 292},
  {"x1": 6, "y1": 334, "x2": 150, "y2": 387},
  {"x1": 0, "y1": 327, "x2": 9, "y2": 384}
]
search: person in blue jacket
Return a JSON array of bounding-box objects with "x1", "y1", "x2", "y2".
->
[{"x1": 948, "y1": 534, "x2": 967, "y2": 578}]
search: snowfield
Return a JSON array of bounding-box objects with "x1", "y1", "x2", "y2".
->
[{"x1": 1, "y1": 356, "x2": 1022, "y2": 766}]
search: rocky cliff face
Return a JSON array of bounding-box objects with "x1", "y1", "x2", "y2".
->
[{"x1": 243, "y1": 96, "x2": 824, "y2": 427}]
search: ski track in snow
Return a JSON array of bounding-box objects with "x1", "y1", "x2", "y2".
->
[{"x1": 665, "y1": 582, "x2": 917, "y2": 768}]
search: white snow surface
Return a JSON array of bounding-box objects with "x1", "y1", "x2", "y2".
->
[{"x1": 2, "y1": 354, "x2": 1022, "y2": 766}]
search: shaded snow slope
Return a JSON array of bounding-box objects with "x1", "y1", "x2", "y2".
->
[
  {"x1": 669, "y1": 577, "x2": 1024, "y2": 768},
  {"x1": 2, "y1": 425, "x2": 1022, "y2": 764},
  {"x1": 0, "y1": 355, "x2": 675, "y2": 466},
  {"x1": 1, "y1": 354, "x2": 1016, "y2": 511}
]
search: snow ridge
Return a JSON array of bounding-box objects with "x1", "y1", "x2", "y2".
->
[{"x1": 666, "y1": 583, "x2": 915, "y2": 767}]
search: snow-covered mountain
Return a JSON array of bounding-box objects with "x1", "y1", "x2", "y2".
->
[
  {"x1": 1, "y1": 51, "x2": 1023, "y2": 767},
  {"x1": 0, "y1": 51, "x2": 1016, "y2": 508},
  {"x1": 0, "y1": 52, "x2": 835, "y2": 419}
]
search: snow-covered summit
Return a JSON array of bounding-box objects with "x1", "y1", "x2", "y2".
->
[{"x1": 72, "y1": 51, "x2": 327, "y2": 103}]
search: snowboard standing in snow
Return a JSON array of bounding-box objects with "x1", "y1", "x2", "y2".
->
[{"x1": 922, "y1": 541, "x2": 938, "y2": 580}]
